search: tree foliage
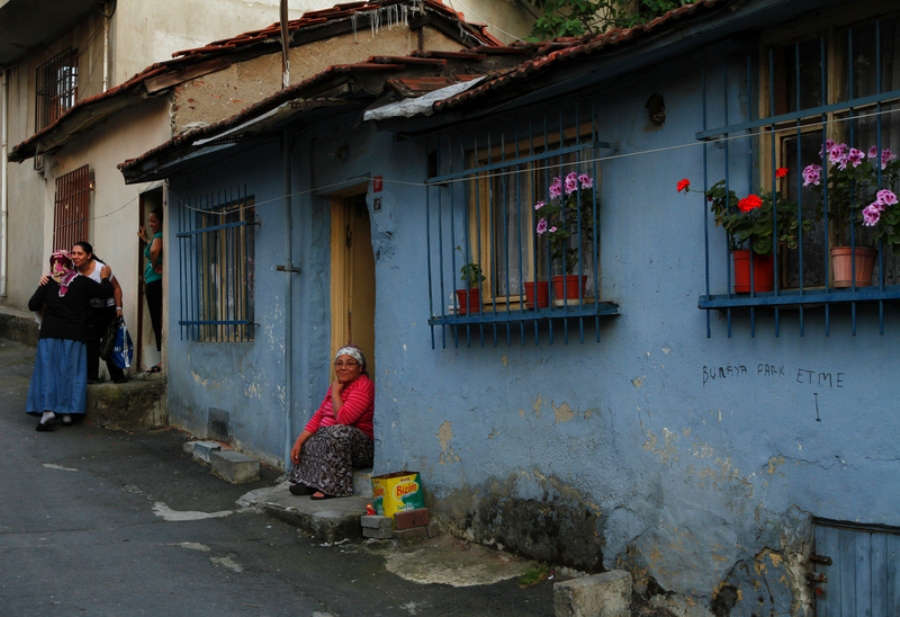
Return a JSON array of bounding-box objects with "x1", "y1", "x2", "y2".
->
[{"x1": 528, "y1": 0, "x2": 688, "y2": 40}]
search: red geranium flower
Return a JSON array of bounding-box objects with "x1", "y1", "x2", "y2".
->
[
  {"x1": 775, "y1": 167, "x2": 789, "y2": 179},
  {"x1": 738, "y1": 194, "x2": 763, "y2": 212},
  {"x1": 677, "y1": 178, "x2": 691, "y2": 193}
]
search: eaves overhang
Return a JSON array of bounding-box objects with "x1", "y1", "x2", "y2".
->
[{"x1": 0, "y1": 0, "x2": 99, "y2": 66}]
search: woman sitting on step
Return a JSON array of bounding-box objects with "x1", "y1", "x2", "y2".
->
[{"x1": 288, "y1": 345, "x2": 374, "y2": 499}]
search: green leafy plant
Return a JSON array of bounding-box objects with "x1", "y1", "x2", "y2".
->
[
  {"x1": 678, "y1": 170, "x2": 807, "y2": 256},
  {"x1": 456, "y1": 246, "x2": 486, "y2": 288},
  {"x1": 529, "y1": 0, "x2": 687, "y2": 40}
]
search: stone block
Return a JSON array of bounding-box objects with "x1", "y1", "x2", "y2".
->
[
  {"x1": 361, "y1": 515, "x2": 392, "y2": 530},
  {"x1": 425, "y1": 520, "x2": 441, "y2": 538},
  {"x1": 362, "y1": 526, "x2": 394, "y2": 539},
  {"x1": 86, "y1": 381, "x2": 168, "y2": 431},
  {"x1": 394, "y1": 508, "x2": 430, "y2": 530},
  {"x1": 394, "y1": 526, "x2": 428, "y2": 545},
  {"x1": 190, "y1": 440, "x2": 222, "y2": 464},
  {"x1": 554, "y1": 570, "x2": 632, "y2": 617},
  {"x1": 209, "y1": 450, "x2": 260, "y2": 484}
]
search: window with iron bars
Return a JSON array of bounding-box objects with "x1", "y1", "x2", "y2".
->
[
  {"x1": 695, "y1": 6, "x2": 900, "y2": 337},
  {"x1": 53, "y1": 165, "x2": 91, "y2": 252},
  {"x1": 425, "y1": 101, "x2": 620, "y2": 348},
  {"x1": 35, "y1": 48, "x2": 78, "y2": 131},
  {"x1": 177, "y1": 188, "x2": 256, "y2": 342}
]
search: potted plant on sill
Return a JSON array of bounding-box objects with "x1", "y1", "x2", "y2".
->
[
  {"x1": 534, "y1": 171, "x2": 597, "y2": 301},
  {"x1": 455, "y1": 246, "x2": 486, "y2": 314},
  {"x1": 678, "y1": 170, "x2": 805, "y2": 293},
  {"x1": 803, "y1": 142, "x2": 900, "y2": 287}
]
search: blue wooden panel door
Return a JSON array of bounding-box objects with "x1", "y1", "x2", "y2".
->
[{"x1": 814, "y1": 523, "x2": 900, "y2": 616}]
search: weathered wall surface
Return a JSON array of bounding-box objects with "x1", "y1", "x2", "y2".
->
[
  {"x1": 172, "y1": 24, "x2": 470, "y2": 133},
  {"x1": 162, "y1": 38, "x2": 900, "y2": 617}
]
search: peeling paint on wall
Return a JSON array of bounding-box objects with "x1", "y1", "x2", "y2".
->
[{"x1": 553, "y1": 401, "x2": 575, "y2": 423}]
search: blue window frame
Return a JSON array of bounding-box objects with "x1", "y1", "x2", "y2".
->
[
  {"x1": 696, "y1": 8, "x2": 900, "y2": 337},
  {"x1": 425, "y1": 98, "x2": 620, "y2": 348},
  {"x1": 177, "y1": 187, "x2": 256, "y2": 342}
]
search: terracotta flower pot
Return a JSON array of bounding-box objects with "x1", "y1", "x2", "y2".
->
[
  {"x1": 732, "y1": 250, "x2": 774, "y2": 293},
  {"x1": 551, "y1": 274, "x2": 587, "y2": 301},
  {"x1": 830, "y1": 246, "x2": 876, "y2": 288},
  {"x1": 455, "y1": 288, "x2": 481, "y2": 314},
  {"x1": 524, "y1": 281, "x2": 550, "y2": 308}
]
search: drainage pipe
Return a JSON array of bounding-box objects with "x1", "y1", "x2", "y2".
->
[
  {"x1": 1, "y1": 69, "x2": 8, "y2": 298},
  {"x1": 102, "y1": 2, "x2": 111, "y2": 92}
]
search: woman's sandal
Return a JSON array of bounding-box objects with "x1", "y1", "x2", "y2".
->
[
  {"x1": 310, "y1": 491, "x2": 334, "y2": 500},
  {"x1": 146, "y1": 364, "x2": 162, "y2": 374}
]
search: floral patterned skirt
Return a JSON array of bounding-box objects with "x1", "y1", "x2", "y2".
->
[{"x1": 288, "y1": 425, "x2": 374, "y2": 496}]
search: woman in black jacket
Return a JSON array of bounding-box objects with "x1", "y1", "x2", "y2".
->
[{"x1": 26, "y1": 251, "x2": 113, "y2": 431}]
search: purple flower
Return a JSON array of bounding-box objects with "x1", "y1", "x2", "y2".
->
[
  {"x1": 802, "y1": 164, "x2": 822, "y2": 187},
  {"x1": 882, "y1": 149, "x2": 896, "y2": 170},
  {"x1": 536, "y1": 218, "x2": 548, "y2": 235},
  {"x1": 829, "y1": 143, "x2": 848, "y2": 167},
  {"x1": 578, "y1": 174, "x2": 593, "y2": 189},
  {"x1": 862, "y1": 203, "x2": 882, "y2": 226},
  {"x1": 564, "y1": 172, "x2": 578, "y2": 195},
  {"x1": 868, "y1": 145, "x2": 879, "y2": 159},
  {"x1": 549, "y1": 226, "x2": 558, "y2": 233},
  {"x1": 820, "y1": 139, "x2": 835, "y2": 158},
  {"x1": 847, "y1": 148, "x2": 865, "y2": 168},
  {"x1": 877, "y1": 189, "x2": 898, "y2": 206},
  {"x1": 549, "y1": 177, "x2": 562, "y2": 199},
  {"x1": 534, "y1": 200, "x2": 546, "y2": 211}
]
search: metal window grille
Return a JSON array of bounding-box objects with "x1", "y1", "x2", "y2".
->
[
  {"x1": 425, "y1": 97, "x2": 620, "y2": 348},
  {"x1": 696, "y1": 12, "x2": 900, "y2": 337},
  {"x1": 177, "y1": 187, "x2": 256, "y2": 342},
  {"x1": 35, "y1": 48, "x2": 78, "y2": 132},
  {"x1": 53, "y1": 165, "x2": 91, "y2": 251}
]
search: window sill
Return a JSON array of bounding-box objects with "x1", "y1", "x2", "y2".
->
[
  {"x1": 700, "y1": 286, "x2": 900, "y2": 310},
  {"x1": 429, "y1": 301, "x2": 620, "y2": 326}
]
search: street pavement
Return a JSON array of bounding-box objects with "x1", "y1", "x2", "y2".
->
[{"x1": 0, "y1": 338, "x2": 556, "y2": 617}]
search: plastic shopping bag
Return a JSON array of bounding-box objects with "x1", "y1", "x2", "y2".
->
[{"x1": 111, "y1": 318, "x2": 134, "y2": 369}]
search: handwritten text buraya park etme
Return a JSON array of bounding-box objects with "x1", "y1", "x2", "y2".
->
[{"x1": 702, "y1": 363, "x2": 844, "y2": 388}]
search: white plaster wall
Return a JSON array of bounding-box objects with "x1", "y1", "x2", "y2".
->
[{"x1": 441, "y1": 0, "x2": 535, "y2": 43}]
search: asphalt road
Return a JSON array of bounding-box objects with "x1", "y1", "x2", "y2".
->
[{"x1": 0, "y1": 338, "x2": 555, "y2": 617}]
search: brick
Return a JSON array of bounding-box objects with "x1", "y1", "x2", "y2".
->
[
  {"x1": 394, "y1": 508, "x2": 430, "y2": 530},
  {"x1": 209, "y1": 450, "x2": 260, "y2": 484},
  {"x1": 394, "y1": 526, "x2": 428, "y2": 544},
  {"x1": 363, "y1": 526, "x2": 394, "y2": 539},
  {"x1": 361, "y1": 515, "x2": 392, "y2": 529}
]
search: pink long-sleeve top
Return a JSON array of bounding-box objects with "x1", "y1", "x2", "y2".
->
[{"x1": 304, "y1": 373, "x2": 375, "y2": 440}]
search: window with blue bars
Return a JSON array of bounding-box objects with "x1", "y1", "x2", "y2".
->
[
  {"x1": 695, "y1": 7, "x2": 900, "y2": 337},
  {"x1": 177, "y1": 187, "x2": 256, "y2": 342},
  {"x1": 425, "y1": 99, "x2": 620, "y2": 348}
]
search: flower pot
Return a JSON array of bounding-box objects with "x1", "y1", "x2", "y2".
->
[
  {"x1": 830, "y1": 246, "x2": 876, "y2": 288},
  {"x1": 551, "y1": 274, "x2": 587, "y2": 301},
  {"x1": 524, "y1": 281, "x2": 550, "y2": 308},
  {"x1": 732, "y1": 250, "x2": 774, "y2": 293},
  {"x1": 455, "y1": 288, "x2": 481, "y2": 314}
]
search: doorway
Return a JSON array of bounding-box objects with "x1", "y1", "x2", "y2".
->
[
  {"x1": 138, "y1": 187, "x2": 163, "y2": 372},
  {"x1": 330, "y1": 193, "x2": 375, "y2": 375}
]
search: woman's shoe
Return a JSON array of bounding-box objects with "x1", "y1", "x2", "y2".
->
[
  {"x1": 36, "y1": 418, "x2": 56, "y2": 432},
  {"x1": 61, "y1": 414, "x2": 73, "y2": 426},
  {"x1": 145, "y1": 365, "x2": 162, "y2": 374},
  {"x1": 289, "y1": 483, "x2": 314, "y2": 496}
]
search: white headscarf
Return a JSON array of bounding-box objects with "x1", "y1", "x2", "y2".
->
[{"x1": 334, "y1": 345, "x2": 366, "y2": 371}]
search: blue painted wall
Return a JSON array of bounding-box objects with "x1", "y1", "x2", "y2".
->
[{"x1": 164, "y1": 36, "x2": 899, "y2": 617}]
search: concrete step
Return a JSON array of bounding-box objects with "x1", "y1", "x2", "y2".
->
[
  {"x1": 239, "y1": 481, "x2": 369, "y2": 543},
  {"x1": 87, "y1": 378, "x2": 167, "y2": 431}
]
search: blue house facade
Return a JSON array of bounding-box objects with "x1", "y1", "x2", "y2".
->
[{"x1": 122, "y1": 0, "x2": 900, "y2": 614}]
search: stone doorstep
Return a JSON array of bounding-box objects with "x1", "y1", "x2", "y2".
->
[
  {"x1": 209, "y1": 449, "x2": 260, "y2": 484},
  {"x1": 86, "y1": 380, "x2": 167, "y2": 431},
  {"x1": 240, "y1": 481, "x2": 369, "y2": 544}
]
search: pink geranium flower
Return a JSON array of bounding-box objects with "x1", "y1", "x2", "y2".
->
[
  {"x1": 536, "y1": 218, "x2": 548, "y2": 235},
  {"x1": 803, "y1": 164, "x2": 822, "y2": 187},
  {"x1": 877, "y1": 189, "x2": 898, "y2": 206},
  {"x1": 847, "y1": 148, "x2": 865, "y2": 168},
  {"x1": 549, "y1": 177, "x2": 562, "y2": 199},
  {"x1": 564, "y1": 172, "x2": 579, "y2": 195},
  {"x1": 534, "y1": 200, "x2": 546, "y2": 211},
  {"x1": 862, "y1": 203, "x2": 882, "y2": 226},
  {"x1": 578, "y1": 174, "x2": 593, "y2": 190}
]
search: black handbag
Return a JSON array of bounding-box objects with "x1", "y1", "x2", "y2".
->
[{"x1": 99, "y1": 316, "x2": 120, "y2": 361}]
